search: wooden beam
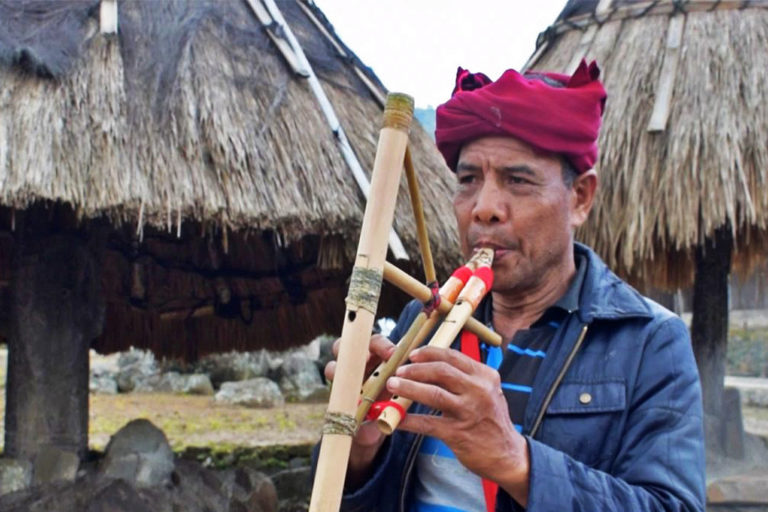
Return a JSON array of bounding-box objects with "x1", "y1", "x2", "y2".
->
[
  {"x1": 100, "y1": 0, "x2": 118, "y2": 35},
  {"x1": 297, "y1": 1, "x2": 387, "y2": 107},
  {"x1": 245, "y1": 0, "x2": 310, "y2": 77},
  {"x1": 566, "y1": 0, "x2": 613, "y2": 74},
  {"x1": 647, "y1": 14, "x2": 686, "y2": 132},
  {"x1": 259, "y1": 0, "x2": 409, "y2": 260}
]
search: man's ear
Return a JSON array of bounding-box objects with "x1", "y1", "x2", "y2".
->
[{"x1": 570, "y1": 169, "x2": 597, "y2": 228}]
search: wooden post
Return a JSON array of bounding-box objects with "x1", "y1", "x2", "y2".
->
[
  {"x1": 5, "y1": 234, "x2": 104, "y2": 461},
  {"x1": 308, "y1": 93, "x2": 414, "y2": 512},
  {"x1": 691, "y1": 224, "x2": 733, "y2": 457}
]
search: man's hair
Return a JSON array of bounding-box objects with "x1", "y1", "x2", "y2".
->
[{"x1": 561, "y1": 158, "x2": 579, "y2": 188}]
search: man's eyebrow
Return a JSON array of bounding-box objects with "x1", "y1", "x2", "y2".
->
[
  {"x1": 498, "y1": 165, "x2": 536, "y2": 176},
  {"x1": 456, "y1": 162, "x2": 481, "y2": 172}
]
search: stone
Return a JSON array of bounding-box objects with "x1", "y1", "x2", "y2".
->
[
  {"x1": 214, "y1": 378, "x2": 284, "y2": 408},
  {"x1": 276, "y1": 353, "x2": 329, "y2": 402},
  {"x1": 90, "y1": 374, "x2": 118, "y2": 395},
  {"x1": 232, "y1": 467, "x2": 278, "y2": 512},
  {"x1": 183, "y1": 374, "x2": 215, "y2": 395},
  {"x1": 115, "y1": 348, "x2": 160, "y2": 392},
  {"x1": 33, "y1": 446, "x2": 80, "y2": 485},
  {"x1": 722, "y1": 387, "x2": 746, "y2": 459},
  {"x1": 271, "y1": 466, "x2": 311, "y2": 511},
  {"x1": 314, "y1": 335, "x2": 336, "y2": 382},
  {"x1": 707, "y1": 468, "x2": 768, "y2": 504},
  {"x1": 197, "y1": 351, "x2": 269, "y2": 388},
  {"x1": 100, "y1": 419, "x2": 174, "y2": 487},
  {"x1": 156, "y1": 372, "x2": 214, "y2": 395},
  {"x1": 0, "y1": 458, "x2": 32, "y2": 496}
]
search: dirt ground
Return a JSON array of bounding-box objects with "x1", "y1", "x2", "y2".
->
[
  {"x1": 0, "y1": 390, "x2": 326, "y2": 453},
  {"x1": 87, "y1": 394, "x2": 327, "y2": 451}
]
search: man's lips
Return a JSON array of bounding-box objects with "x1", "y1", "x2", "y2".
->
[{"x1": 470, "y1": 242, "x2": 515, "y2": 259}]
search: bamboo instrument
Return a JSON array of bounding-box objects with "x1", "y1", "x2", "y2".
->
[
  {"x1": 382, "y1": 262, "x2": 501, "y2": 346},
  {"x1": 376, "y1": 248, "x2": 494, "y2": 435},
  {"x1": 355, "y1": 252, "x2": 488, "y2": 424},
  {"x1": 308, "y1": 93, "x2": 414, "y2": 512}
]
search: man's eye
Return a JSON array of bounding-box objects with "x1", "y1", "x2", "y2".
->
[
  {"x1": 457, "y1": 174, "x2": 476, "y2": 185},
  {"x1": 508, "y1": 175, "x2": 530, "y2": 185}
]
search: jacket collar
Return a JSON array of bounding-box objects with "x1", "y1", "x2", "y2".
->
[{"x1": 573, "y1": 242, "x2": 653, "y2": 323}]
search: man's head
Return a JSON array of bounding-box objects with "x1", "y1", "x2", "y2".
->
[
  {"x1": 453, "y1": 135, "x2": 596, "y2": 295},
  {"x1": 436, "y1": 61, "x2": 606, "y2": 295}
]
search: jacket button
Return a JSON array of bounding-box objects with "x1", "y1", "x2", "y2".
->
[{"x1": 579, "y1": 392, "x2": 592, "y2": 405}]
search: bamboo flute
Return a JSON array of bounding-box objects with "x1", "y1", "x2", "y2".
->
[
  {"x1": 383, "y1": 262, "x2": 501, "y2": 346},
  {"x1": 355, "y1": 252, "x2": 488, "y2": 424},
  {"x1": 308, "y1": 93, "x2": 414, "y2": 512},
  {"x1": 376, "y1": 248, "x2": 494, "y2": 435}
]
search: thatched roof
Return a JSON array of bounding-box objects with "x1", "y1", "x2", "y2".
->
[
  {"x1": 0, "y1": 0, "x2": 460, "y2": 358},
  {"x1": 527, "y1": 0, "x2": 768, "y2": 289}
]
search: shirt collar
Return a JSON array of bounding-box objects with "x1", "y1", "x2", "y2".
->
[{"x1": 479, "y1": 252, "x2": 588, "y2": 327}]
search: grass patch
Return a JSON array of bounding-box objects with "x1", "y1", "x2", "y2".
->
[{"x1": 727, "y1": 327, "x2": 768, "y2": 377}]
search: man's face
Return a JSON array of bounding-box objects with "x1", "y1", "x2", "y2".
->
[{"x1": 453, "y1": 136, "x2": 591, "y2": 295}]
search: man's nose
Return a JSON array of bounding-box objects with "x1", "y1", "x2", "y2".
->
[{"x1": 472, "y1": 180, "x2": 507, "y2": 224}]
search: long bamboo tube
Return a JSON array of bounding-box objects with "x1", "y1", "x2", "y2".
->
[
  {"x1": 403, "y1": 146, "x2": 436, "y2": 284},
  {"x1": 355, "y1": 253, "x2": 486, "y2": 424},
  {"x1": 376, "y1": 249, "x2": 494, "y2": 435},
  {"x1": 309, "y1": 93, "x2": 414, "y2": 512},
  {"x1": 383, "y1": 262, "x2": 501, "y2": 346}
]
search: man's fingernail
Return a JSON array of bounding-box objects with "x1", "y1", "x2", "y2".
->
[{"x1": 388, "y1": 377, "x2": 400, "y2": 390}]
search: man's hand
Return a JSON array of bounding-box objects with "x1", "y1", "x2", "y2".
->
[
  {"x1": 324, "y1": 334, "x2": 396, "y2": 489},
  {"x1": 386, "y1": 346, "x2": 530, "y2": 506}
]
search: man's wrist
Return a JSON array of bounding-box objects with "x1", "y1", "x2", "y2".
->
[{"x1": 495, "y1": 435, "x2": 531, "y2": 507}]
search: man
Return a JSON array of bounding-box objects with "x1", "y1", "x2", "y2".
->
[{"x1": 321, "y1": 61, "x2": 705, "y2": 511}]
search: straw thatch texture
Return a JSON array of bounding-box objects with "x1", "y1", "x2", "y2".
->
[
  {"x1": 0, "y1": 0, "x2": 460, "y2": 357},
  {"x1": 529, "y1": 0, "x2": 768, "y2": 289}
]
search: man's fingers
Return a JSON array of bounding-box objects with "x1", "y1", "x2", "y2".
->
[
  {"x1": 324, "y1": 360, "x2": 336, "y2": 382},
  {"x1": 395, "y1": 361, "x2": 470, "y2": 395},
  {"x1": 408, "y1": 346, "x2": 480, "y2": 375},
  {"x1": 387, "y1": 376, "x2": 461, "y2": 414},
  {"x1": 369, "y1": 334, "x2": 396, "y2": 360},
  {"x1": 397, "y1": 412, "x2": 448, "y2": 438}
]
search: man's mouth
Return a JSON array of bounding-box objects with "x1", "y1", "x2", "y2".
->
[{"x1": 471, "y1": 241, "x2": 513, "y2": 260}]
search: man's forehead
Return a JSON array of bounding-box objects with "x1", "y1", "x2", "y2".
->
[{"x1": 456, "y1": 136, "x2": 558, "y2": 168}]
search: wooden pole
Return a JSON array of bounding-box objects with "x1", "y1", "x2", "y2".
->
[
  {"x1": 383, "y1": 262, "x2": 501, "y2": 346},
  {"x1": 308, "y1": 93, "x2": 414, "y2": 512},
  {"x1": 377, "y1": 249, "x2": 494, "y2": 435},
  {"x1": 403, "y1": 146, "x2": 436, "y2": 284}
]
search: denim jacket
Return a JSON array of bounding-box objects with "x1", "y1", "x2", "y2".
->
[{"x1": 323, "y1": 243, "x2": 705, "y2": 512}]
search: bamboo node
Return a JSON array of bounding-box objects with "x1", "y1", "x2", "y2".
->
[
  {"x1": 322, "y1": 411, "x2": 358, "y2": 436},
  {"x1": 382, "y1": 93, "x2": 414, "y2": 132},
  {"x1": 345, "y1": 266, "x2": 383, "y2": 314}
]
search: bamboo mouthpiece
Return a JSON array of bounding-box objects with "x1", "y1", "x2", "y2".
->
[{"x1": 382, "y1": 93, "x2": 415, "y2": 132}]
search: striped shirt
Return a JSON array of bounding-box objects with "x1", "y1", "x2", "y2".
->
[{"x1": 411, "y1": 255, "x2": 587, "y2": 512}]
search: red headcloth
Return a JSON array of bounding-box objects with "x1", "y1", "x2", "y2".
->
[{"x1": 435, "y1": 60, "x2": 607, "y2": 174}]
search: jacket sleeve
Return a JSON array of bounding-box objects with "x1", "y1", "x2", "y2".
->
[{"x1": 511, "y1": 316, "x2": 706, "y2": 511}]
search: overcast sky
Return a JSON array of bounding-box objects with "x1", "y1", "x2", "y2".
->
[{"x1": 312, "y1": 1, "x2": 568, "y2": 107}]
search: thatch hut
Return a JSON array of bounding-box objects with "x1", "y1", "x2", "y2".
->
[
  {"x1": 525, "y1": 0, "x2": 768, "y2": 456},
  {"x1": 0, "y1": 0, "x2": 459, "y2": 463}
]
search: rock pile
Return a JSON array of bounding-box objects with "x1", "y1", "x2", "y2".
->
[
  {"x1": 88, "y1": 335, "x2": 336, "y2": 408},
  {"x1": 0, "y1": 419, "x2": 282, "y2": 512}
]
